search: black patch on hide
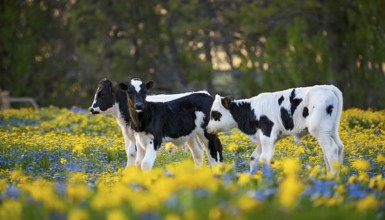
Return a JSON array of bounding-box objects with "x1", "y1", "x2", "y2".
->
[
  {"x1": 211, "y1": 111, "x2": 222, "y2": 121},
  {"x1": 228, "y1": 102, "x2": 275, "y2": 137},
  {"x1": 326, "y1": 105, "x2": 333, "y2": 115},
  {"x1": 278, "y1": 96, "x2": 284, "y2": 105},
  {"x1": 280, "y1": 107, "x2": 294, "y2": 130},
  {"x1": 303, "y1": 107, "x2": 309, "y2": 118}
]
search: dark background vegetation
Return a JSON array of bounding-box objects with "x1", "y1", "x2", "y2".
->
[{"x1": 1, "y1": 0, "x2": 384, "y2": 109}]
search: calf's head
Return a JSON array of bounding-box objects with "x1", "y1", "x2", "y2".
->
[
  {"x1": 89, "y1": 79, "x2": 119, "y2": 114},
  {"x1": 207, "y1": 94, "x2": 236, "y2": 134},
  {"x1": 126, "y1": 78, "x2": 154, "y2": 112}
]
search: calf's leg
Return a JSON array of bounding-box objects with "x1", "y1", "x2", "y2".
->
[
  {"x1": 249, "y1": 145, "x2": 262, "y2": 173},
  {"x1": 313, "y1": 133, "x2": 340, "y2": 175},
  {"x1": 122, "y1": 127, "x2": 137, "y2": 168},
  {"x1": 258, "y1": 136, "x2": 276, "y2": 165},
  {"x1": 141, "y1": 139, "x2": 158, "y2": 171},
  {"x1": 198, "y1": 131, "x2": 223, "y2": 166},
  {"x1": 186, "y1": 136, "x2": 204, "y2": 167},
  {"x1": 125, "y1": 141, "x2": 137, "y2": 168}
]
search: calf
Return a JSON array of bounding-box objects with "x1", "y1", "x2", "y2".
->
[
  {"x1": 123, "y1": 78, "x2": 223, "y2": 170},
  {"x1": 206, "y1": 85, "x2": 344, "y2": 174},
  {"x1": 89, "y1": 79, "x2": 204, "y2": 168}
]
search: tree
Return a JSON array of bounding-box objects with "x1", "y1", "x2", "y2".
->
[{"x1": 1, "y1": 0, "x2": 384, "y2": 108}]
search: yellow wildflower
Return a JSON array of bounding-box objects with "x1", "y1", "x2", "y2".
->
[
  {"x1": 326, "y1": 196, "x2": 343, "y2": 207},
  {"x1": 228, "y1": 142, "x2": 238, "y2": 152},
  {"x1": 309, "y1": 166, "x2": 323, "y2": 178},
  {"x1": 355, "y1": 195, "x2": 380, "y2": 211},
  {"x1": 0, "y1": 179, "x2": 7, "y2": 192},
  {"x1": 335, "y1": 184, "x2": 346, "y2": 196},
  {"x1": 208, "y1": 207, "x2": 225, "y2": 220},
  {"x1": 68, "y1": 172, "x2": 88, "y2": 184},
  {"x1": 72, "y1": 143, "x2": 84, "y2": 154},
  {"x1": 376, "y1": 154, "x2": 385, "y2": 164},
  {"x1": 252, "y1": 170, "x2": 263, "y2": 181},
  {"x1": 212, "y1": 164, "x2": 224, "y2": 176},
  {"x1": 107, "y1": 209, "x2": 129, "y2": 220},
  {"x1": 331, "y1": 161, "x2": 341, "y2": 171},
  {"x1": 278, "y1": 176, "x2": 304, "y2": 208},
  {"x1": 313, "y1": 196, "x2": 327, "y2": 207},
  {"x1": 358, "y1": 173, "x2": 369, "y2": 183},
  {"x1": 369, "y1": 175, "x2": 384, "y2": 190},
  {"x1": 67, "y1": 184, "x2": 92, "y2": 203},
  {"x1": 60, "y1": 158, "x2": 67, "y2": 164},
  {"x1": 278, "y1": 158, "x2": 304, "y2": 209},
  {"x1": 68, "y1": 208, "x2": 89, "y2": 220},
  {"x1": 0, "y1": 199, "x2": 22, "y2": 220},
  {"x1": 236, "y1": 195, "x2": 262, "y2": 212},
  {"x1": 10, "y1": 169, "x2": 29, "y2": 185},
  {"x1": 165, "y1": 143, "x2": 176, "y2": 151},
  {"x1": 237, "y1": 173, "x2": 251, "y2": 186},
  {"x1": 352, "y1": 159, "x2": 371, "y2": 172},
  {"x1": 183, "y1": 210, "x2": 197, "y2": 220},
  {"x1": 282, "y1": 158, "x2": 300, "y2": 176},
  {"x1": 348, "y1": 175, "x2": 358, "y2": 184},
  {"x1": 340, "y1": 165, "x2": 348, "y2": 175},
  {"x1": 165, "y1": 213, "x2": 181, "y2": 220},
  {"x1": 150, "y1": 177, "x2": 177, "y2": 200},
  {"x1": 21, "y1": 179, "x2": 66, "y2": 211}
]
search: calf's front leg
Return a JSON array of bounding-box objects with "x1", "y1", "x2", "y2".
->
[
  {"x1": 122, "y1": 127, "x2": 137, "y2": 168},
  {"x1": 141, "y1": 139, "x2": 158, "y2": 171},
  {"x1": 258, "y1": 136, "x2": 276, "y2": 166},
  {"x1": 249, "y1": 145, "x2": 262, "y2": 173},
  {"x1": 135, "y1": 139, "x2": 146, "y2": 169},
  {"x1": 125, "y1": 141, "x2": 137, "y2": 168}
]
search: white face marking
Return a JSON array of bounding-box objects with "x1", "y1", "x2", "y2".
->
[
  {"x1": 207, "y1": 95, "x2": 237, "y2": 133},
  {"x1": 89, "y1": 92, "x2": 100, "y2": 113},
  {"x1": 131, "y1": 79, "x2": 143, "y2": 93},
  {"x1": 90, "y1": 103, "x2": 118, "y2": 115},
  {"x1": 90, "y1": 93, "x2": 97, "y2": 107}
]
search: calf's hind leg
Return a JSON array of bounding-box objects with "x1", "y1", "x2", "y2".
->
[
  {"x1": 332, "y1": 134, "x2": 344, "y2": 165},
  {"x1": 186, "y1": 136, "x2": 204, "y2": 167},
  {"x1": 310, "y1": 130, "x2": 340, "y2": 175}
]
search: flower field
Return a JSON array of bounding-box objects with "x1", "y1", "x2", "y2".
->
[{"x1": 0, "y1": 107, "x2": 384, "y2": 220}]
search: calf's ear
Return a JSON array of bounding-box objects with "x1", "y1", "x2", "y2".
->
[
  {"x1": 221, "y1": 96, "x2": 234, "y2": 109},
  {"x1": 146, "y1": 81, "x2": 155, "y2": 90},
  {"x1": 118, "y1": 83, "x2": 128, "y2": 90},
  {"x1": 99, "y1": 78, "x2": 108, "y2": 85}
]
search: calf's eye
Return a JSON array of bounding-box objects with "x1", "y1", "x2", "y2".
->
[{"x1": 211, "y1": 111, "x2": 222, "y2": 121}]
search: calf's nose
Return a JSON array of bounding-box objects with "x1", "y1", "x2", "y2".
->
[{"x1": 135, "y1": 103, "x2": 144, "y2": 109}]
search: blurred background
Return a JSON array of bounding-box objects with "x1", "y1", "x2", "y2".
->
[{"x1": 1, "y1": 0, "x2": 384, "y2": 109}]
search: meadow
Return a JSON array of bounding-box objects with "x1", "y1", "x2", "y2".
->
[{"x1": 0, "y1": 107, "x2": 384, "y2": 220}]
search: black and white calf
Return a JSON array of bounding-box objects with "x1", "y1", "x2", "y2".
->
[
  {"x1": 89, "y1": 78, "x2": 203, "y2": 168},
  {"x1": 207, "y1": 85, "x2": 344, "y2": 174},
  {"x1": 123, "y1": 78, "x2": 223, "y2": 170}
]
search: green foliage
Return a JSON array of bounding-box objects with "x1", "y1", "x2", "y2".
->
[{"x1": 0, "y1": 0, "x2": 384, "y2": 108}]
